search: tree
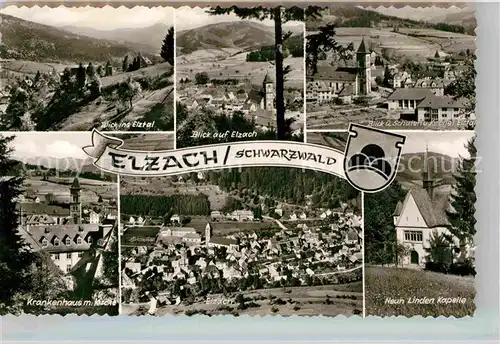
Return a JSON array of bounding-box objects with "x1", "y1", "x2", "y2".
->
[
  {"x1": 104, "y1": 61, "x2": 113, "y2": 76},
  {"x1": 445, "y1": 54, "x2": 476, "y2": 112},
  {"x1": 208, "y1": 5, "x2": 310, "y2": 140},
  {"x1": 194, "y1": 72, "x2": 209, "y2": 85},
  {"x1": 306, "y1": 23, "x2": 354, "y2": 76},
  {"x1": 86, "y1": 62, "x2": 96, "y2": 78},
  {"x1": 0, "y1": 135, "x2": 36, "y2": 314},
  {"x1": 425, "y1": 231, "x2": 454, "y2": 266},
  {"x1": 122, "y1": 55, "x2": 129, "y2": 72},
  {"x1": 76, "y1": 63, "x2": 87, "y2": 89},
  {"x1": 446, "y1": 137, "x2": 476, "y2": 244},
  {"x1": 117, "y1": 77, "x2": 142, "y2": 108},
  {"x1": 160, "y1": 26, "x2": 175, "y2": 66},
  {"x1": 1, "y1": 87, "x2": 28, "y2": 130},
  {"x1": 434, "y1": 50, "x2": 440, "y2": 59}
]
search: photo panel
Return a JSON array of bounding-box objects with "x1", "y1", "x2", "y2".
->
[
  {"x1": 0, "y1": 6, "x2": 174, "y2": 131},
  {"x1": 175, "y1": 6, "x2": 306, "y2": 148},
  {"x1": 363, "y1": 130, "x2": 476, "y2": 317},
  {"x1": 119, "y1": 132, "x2": 363, "y2": 317},
  {"x1": 0, "y1": 131, "x2": 119, "y2": 315},
  {"x1": 305, "y1": 4, "x2": 476, "y2": 131}
]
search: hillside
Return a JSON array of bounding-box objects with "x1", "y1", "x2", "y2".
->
[
  {"x1": 363, "y1": 5, "x2": 476, "y2": 28},
  {"x1": 0, "y1": 13, "x2": 145, "y2": 63},
  {"x1": 177, "y1": 21, "x2": 275, "y2": 55},
  {"x1": 307, "y1": 5, "x2": 475, "y2": 36},
  {"x1": 61, "y1": 23, "x2": 170, "y2": 54},
  {"x1": 397, "y1": 151, "x2": 458, "y2": 183}
]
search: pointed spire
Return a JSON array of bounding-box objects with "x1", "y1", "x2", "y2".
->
[{"x1": 357, "y1": 37, "x2": 368, "y2": 54}]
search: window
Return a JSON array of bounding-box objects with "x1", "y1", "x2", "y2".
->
[
  {"x1": 87, "y1": 236, "x2": 93, "y2": 244},
  {"x1": 398, "y1": 100, "x2": 403, "y2": 108},
  {"x1": 54, "y1": 238, "x2": 60, "y2": 247},
  {"x1": 404, "y1": 99, "x2": 409, "y2": 108},
  {"x1": 442, "y1": 113, "x2": 447, "y2": 118},
  {"x1": 66, "y1": 253, "x2": 71, "y2": 259},
  {"x1": 42, "y1": 239, "x2": 48, "y2": 247},
  {"x1": 65, "y1": 238, "x2": 71, "y2": 246},
  {"x1": 78, "y1": 252, "x2": 83, "y2": 258},
  {"x1": 54, "y1": 253, "x2": 59, "y2": 260},
  {"x1": 431, "y1": 109, "x2": 439, "y2": 120},
  {"x1": 76, "y1": 237, "x2": 82, "y2": 245},
  {"x1": 404, "y1": 231, "x2": 423, "y2": 242},
  {"x1": 66, "y1": 265, "x2": 71, "y2": 273},
  {"x1": 443, "y1": 108, "x2": 448, "y2": 112}
]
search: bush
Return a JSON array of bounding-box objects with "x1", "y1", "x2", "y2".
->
[
  {"x1": 353, "y1": 97, "x2": 369, "y2": 106},
  {"x1": 425, "y1": 261, "x2": 449, "y2": 274},
  {"x1": 448, "y1": 261, "x2": 476, "y2": 276},
  {"x1": 333, "y1": 97, "x2": 344, "y2": 105}
]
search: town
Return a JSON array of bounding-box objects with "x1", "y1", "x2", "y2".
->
[
  {"x1": 305, "y1": 7, "x2": 476, "y2": 130},
  {"x1": 120, "y1": 168, "x2": 363, "y2": 317}
]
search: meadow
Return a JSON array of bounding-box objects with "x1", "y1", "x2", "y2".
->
[
  {"x1": 365, "y1": 266, "x2": 475, "y2": 317},
  {"x1": 177, "y1": 52, "x2": 304, "y2": 89},
  {"x1": 24, "y1": 177, "x2": 117, "y2": 202}
]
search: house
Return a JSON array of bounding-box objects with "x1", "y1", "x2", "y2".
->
[
  {"x1": 393, "y1": 71, "x2": 412, "y2": 88},
  {"x1": 413, "y1": 78, "x2": 445, "y2": 96},
  {"x1": 415, "y1": 95, "x2": 471, "y2": 121},
  {"x1": 170, "y1": 214, "x2": 181, "y2": 223},
  {"x1": 387, "y1": 88, "x2": 435, "y2": 113},
  {"x1": 307, "y1": 38, "x2": 372, "y2": 104},
  {"x1": 229, "y1": 210, "x2": 254, "y2": 221},
  {"x1": 392, "y1": 150, "x2": 470, "y2": 267}
]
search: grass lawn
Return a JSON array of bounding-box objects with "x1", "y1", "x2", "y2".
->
[{"x1": 365, "y1": 266, "x2": 475, "y2": 317}]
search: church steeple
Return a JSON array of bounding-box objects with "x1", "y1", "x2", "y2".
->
[
  {"x1": 355, "y1": 37, "x2": 371, "y2": 96},
  {"x1": 70, "y1": 177, "x2": 82, "y2": 224},
  {"x1": 422, "y1": 144, "x2": 434, "y2": 199}
]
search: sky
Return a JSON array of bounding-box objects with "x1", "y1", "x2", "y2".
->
[
  {"x1": 396, "y1": 131, "x2": 475, "y2": 158},
  {"x1": 6, "y1": 132, "x2": 91, "y2": 160},
  {"x1": 176, "y1": 6, "x2": 303, "y2": 31},
  {"x1": 0, "y1": 5, "x2": 174, "y2": 30}
]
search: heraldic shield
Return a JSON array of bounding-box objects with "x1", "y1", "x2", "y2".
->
[{"x1": 343, "y1": 124, "x2": 406, "y2": 193}]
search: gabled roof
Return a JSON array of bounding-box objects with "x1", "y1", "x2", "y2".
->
[
  {"x1": 310, "y1": 66, "x2": 357, "y2": 82},
  {"x1": 387, "y1": 88, "x2": 434, "y2": 101},
  {"x1": 401, "y1": 188, "x2": 451, "y2": 228},
  {"x1": 209, "y1": 237, "x2": 238, "y2": 246},
  {"x1": 393, "y1": 201, "x2": 403, "y2": 216},
  {"x1": 416, "y1": 95, "x2": 467, "y2": 109}
]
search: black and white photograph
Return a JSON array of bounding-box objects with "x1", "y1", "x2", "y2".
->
[
  {"x1": 0, "y1": 132, "x2": 119, "y2": 315},
  {"x1": 0, "y1": 6, "x2": 174, "y2": 132},
  {"x1": 363, "y1": 130, "x2": 476, "y2": 317},
  {"x1": 175, "y1": 6, "x2": 305, "y2": 148},
  {"x1": 119, "y1": 133, "x2": 363, "y2": 317},
  {"x1": 305, "y1": 4, "x2": 476, "y2": 130}
]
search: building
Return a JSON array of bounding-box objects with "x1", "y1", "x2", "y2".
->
[
  {"x1": 157, "y1": 226, "x2": 202, "y2": 245},
  {"x1": 392, "y1": 149, "x2": 470, "y2": 267},
  {"x1": 229, "y1": 210, "x2": 254, "y2": 221},
  {"x1": 387, "y1": 88, "x2": 471, "y2": 121},
  {"x1": 307, "y1": 38, "x2": 372, "y2": 104},
  {"x1": 16, "y1": 178, "x2": 114, "y2": 278},
  {"x1": 205, "y1": 223, "x2": 239, "y2": 249}
]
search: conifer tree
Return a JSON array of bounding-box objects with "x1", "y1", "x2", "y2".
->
[
  {"x1": 447, "y1": 136, "x2": 477, "y2": 242},
  {"x1": 160, "y1": 26, "x2": 175, "y2": 66},
  {"x1": 0, "y1": 135, "x2": 35, "y2": 314}
]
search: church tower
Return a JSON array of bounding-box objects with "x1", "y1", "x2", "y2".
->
[
  {"x1": 262, "y1": 72, "x2": 274, "y2": 110},
  {"x1": 70, "y1": 178, "x2": 82, "y2": 224},
  {"x1": 356, "y1": 37, "x2": 371, "y2": 96},
  {"x1": 422, "y1": 144, "x2": 434, "y2": 200},
  {"x1": 205, "y1": 222, "x2": 212, "y2": 246}
]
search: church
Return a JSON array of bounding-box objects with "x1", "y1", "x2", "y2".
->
[
  {"x1": 392, "y1": 150, "x2": 473, "y2": 267},
  {"x1": 307, "y1": 38, "x2": 373, "y2": 104},
  {"x1": 16, "y1": 178, "x2": 115, "y2": 287}
]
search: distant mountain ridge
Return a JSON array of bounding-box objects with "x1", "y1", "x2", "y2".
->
[
  {"x1": 397, "y1": 151, "x2": 459, "y2": 183},
  {"x1": 61, "y1": 23, "x2": 170, "y2": 54},
  {"x1": 362, "y1": 5, "x2": 476, "y2": 27},
  {"x1": 0, "y1": 13, "x2": 143, "y2": 63}
]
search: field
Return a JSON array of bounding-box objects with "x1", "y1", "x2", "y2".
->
[
  {"x1": 120, "y1": 180, "x2": 229, "y2": 210},
  {"x1": 306, "y1": 133, "x2": 347, "y2": 152},
  {"x1": 149, "y1": 283, "x2": 363, "y2": 317},
  {"x1": 118, "y1": 134, "x2": 175, "y2": 151},
  {"x1": 24, "y1": 177, "x2": 117, "y2": 202},
  {"x1": 0, "y1": 59, "x2": 71, "y2": 76},
  {"x1": 58, "y1": 86, "x2": 174, "y2": 131},
  {"x1": 310, "y1": 27, "x2": 475, "y2": 62},
  {"x1": 365, "y1": 266, "x2": 475, "y2": 317},
  {"x1": 177, "y1": 52, "x2": 304, "y2": 89},
  {"x1": 306, "y1": 104, "x2": 472, "y2": 131},
  {"x1": 100, "y1": 63, "x2": 173, "y2": 88},
  {"x1": 189, "y1": 216, "x2": 276, "y2": 234}
]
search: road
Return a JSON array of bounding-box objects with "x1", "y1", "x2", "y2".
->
[{"x1": 262, "y1": 215, "x2": 287, "y2": 230}]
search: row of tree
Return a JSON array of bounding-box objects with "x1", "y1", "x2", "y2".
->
[{"x1": 120, "y1": 194, "x2": 211, "y2": 217}]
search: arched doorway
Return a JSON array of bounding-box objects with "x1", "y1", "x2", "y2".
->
[{"x1": 410, "y1": 250, "x2": 419, "y2": 265}]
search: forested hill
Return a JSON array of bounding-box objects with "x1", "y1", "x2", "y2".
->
[{"x1": 307, "y1": 6, "x2": 475, "y2": 36}]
